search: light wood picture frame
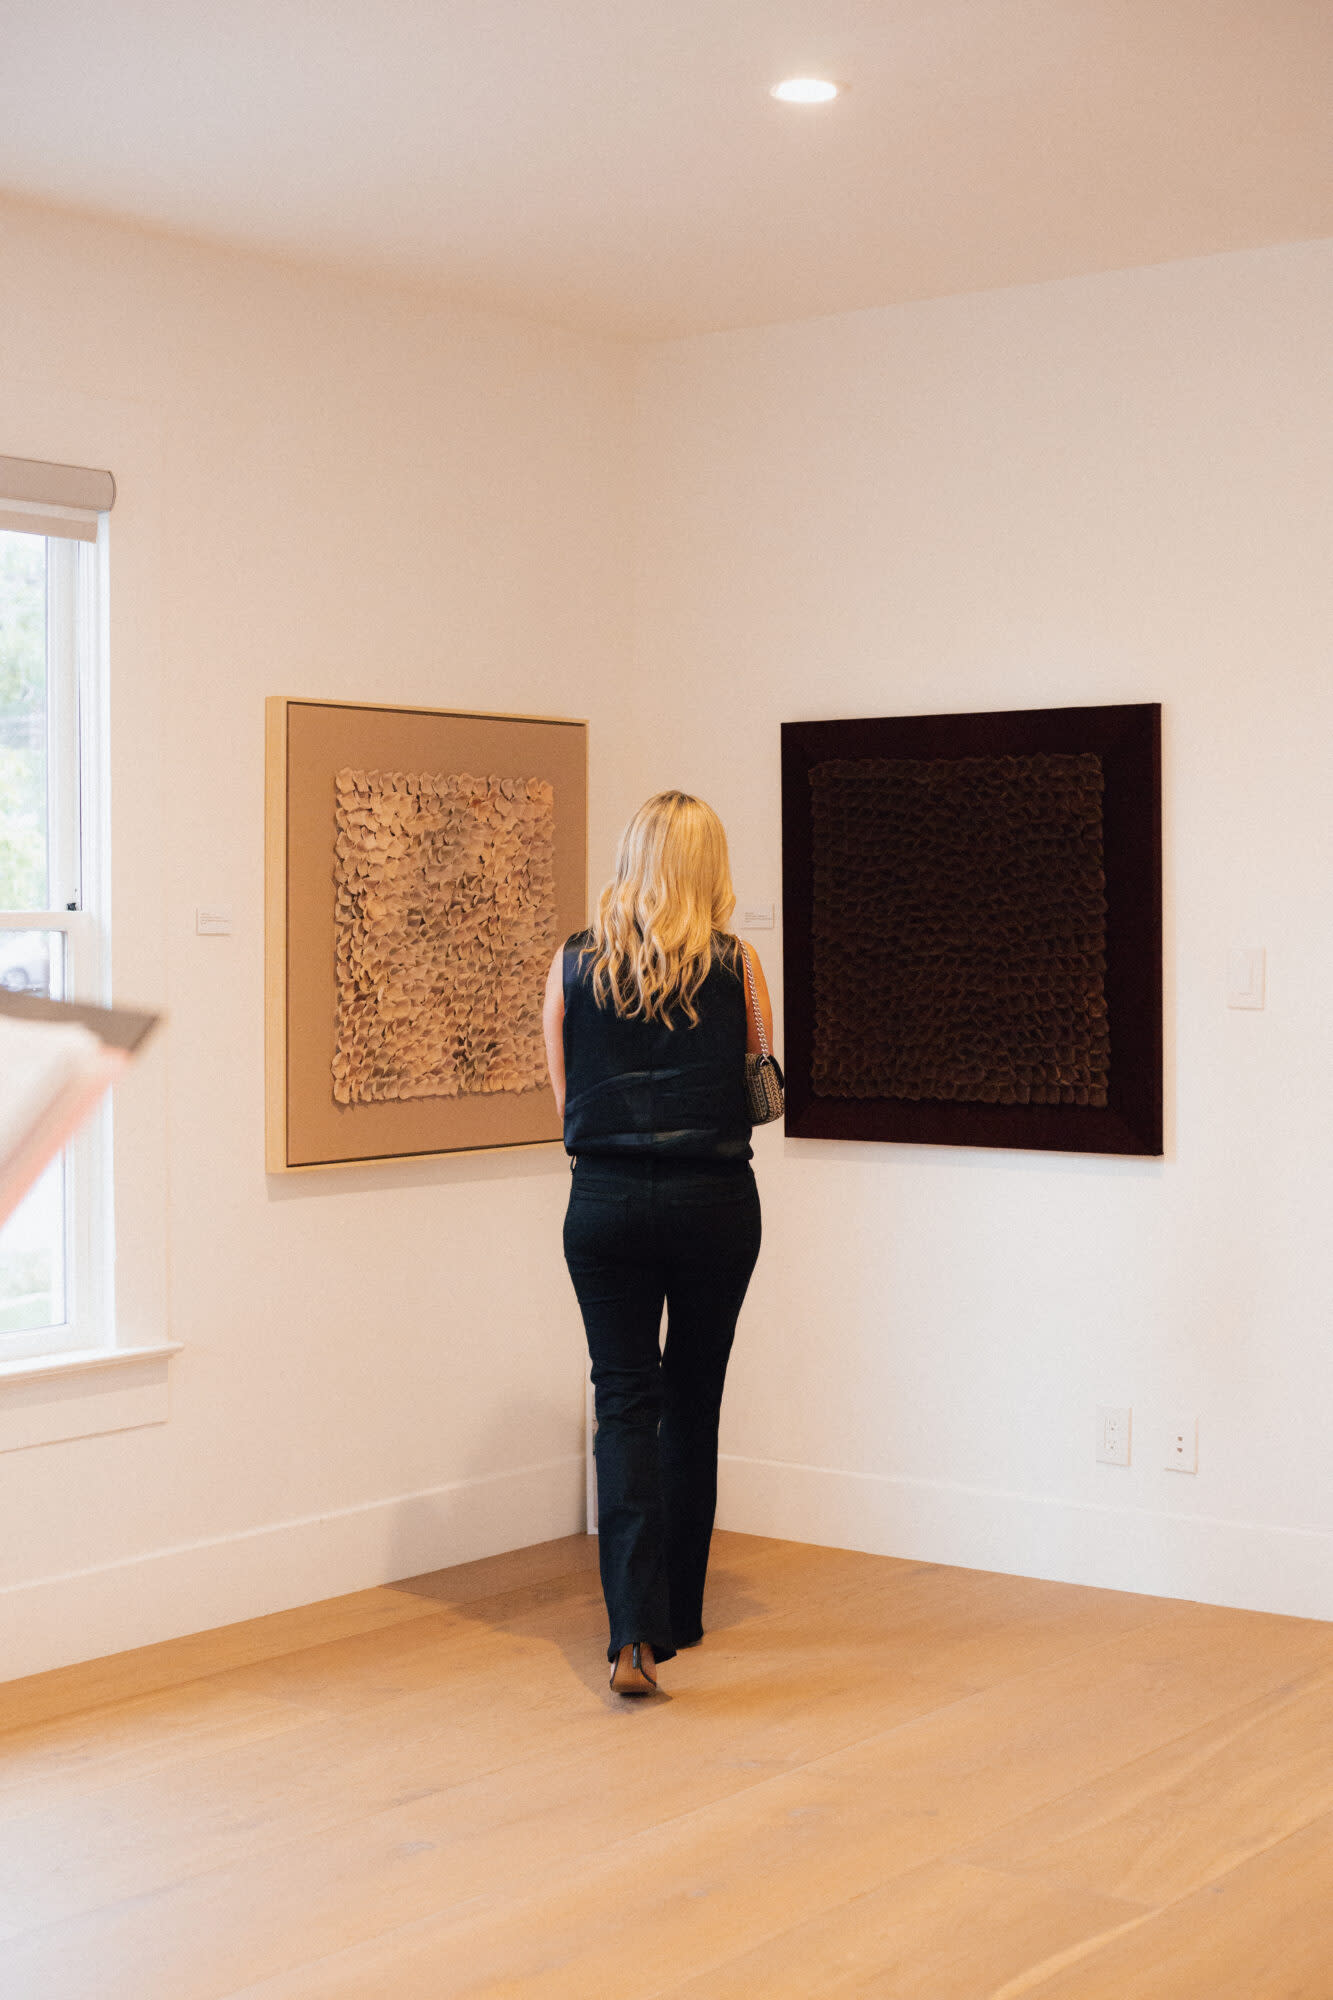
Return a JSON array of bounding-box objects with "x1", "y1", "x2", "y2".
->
[{"x1": 265, "y1": 697, "x2": 587, "y2": 1172}]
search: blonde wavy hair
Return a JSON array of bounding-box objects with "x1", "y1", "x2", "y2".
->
[{"x1": 586, "y1": 791, "x2": 738, "y2": 1025}]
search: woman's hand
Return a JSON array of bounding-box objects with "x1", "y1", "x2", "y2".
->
[{"x1": 542, "y1": 946, "x2": 566, "y2": 1118}]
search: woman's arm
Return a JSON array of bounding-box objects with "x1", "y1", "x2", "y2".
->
[
  {"x1": 740, "y1": 942, "x2": 775, "y2": 1057},
  {"x1": 542, "y1": 945, "x2": 566, "y2": 1118}
]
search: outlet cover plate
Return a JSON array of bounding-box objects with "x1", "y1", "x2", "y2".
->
[
  {"x1": 1166, "y1": 1414, "x2": 1199, "y2": 1473},
  {"x1": 1097, "y1": 1405, "x2": 1132, "y2": 1467}
]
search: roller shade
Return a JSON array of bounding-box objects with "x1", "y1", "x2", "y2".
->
[{"x1": 0, "y1": 454, "x2": 116, "y2": 543}]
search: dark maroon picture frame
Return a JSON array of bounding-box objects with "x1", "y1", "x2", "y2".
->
[{"x1": 781, "y1": 703, "x2": 1163, "y2": 1156}]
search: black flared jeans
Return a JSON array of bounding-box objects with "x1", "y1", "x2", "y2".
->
[{"x1": 563, "y1": 1154, "x2": 762, "y2": 1665}]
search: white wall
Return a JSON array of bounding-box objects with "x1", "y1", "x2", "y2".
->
[
  {"x1": 632, "y1": 237, "x2": 1333, "y2": 1621},
  {"x1": 4, "y1": 204, "x2": 1330, "y2": 1682},
  {"x1": 0, "y1": 198, "x2": 635, "y2": 1678}
]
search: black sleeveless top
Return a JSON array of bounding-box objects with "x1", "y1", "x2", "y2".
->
[{"x1": 562, "y1": 931, "x2": 752, "y2": 1160}]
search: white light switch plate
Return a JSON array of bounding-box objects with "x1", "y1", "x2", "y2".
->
[
  {"x1": 1226, "y1": 947, "x2": 1265, "y2": 1009},
  {"x1": 196, "y1": 908, "x2": 232, "y2": 936}
]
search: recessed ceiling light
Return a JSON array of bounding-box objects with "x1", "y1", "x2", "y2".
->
[{"x1": 771, "y1": 77, "x2": 840, "y2": 105}]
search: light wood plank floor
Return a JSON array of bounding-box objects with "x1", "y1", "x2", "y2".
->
[{"x1": 2, "y1": 1532, "x2": 1331, "y2": 1999}]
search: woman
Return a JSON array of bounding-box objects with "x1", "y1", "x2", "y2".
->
[{"x1": 543, "y1": 792, "x2": 773, "y2": 1696}]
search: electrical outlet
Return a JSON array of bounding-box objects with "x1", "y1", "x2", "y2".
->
[
  {"x1": 1166, "y1": 1415, "x2": 1198, "y2": 1473},
  {"x1": 1096, "y1": 1405, "x2": 1131, "y2": 1467}
]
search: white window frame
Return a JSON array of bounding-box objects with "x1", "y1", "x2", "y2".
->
[{"x1": 0, "y1": 531, "x2": 113, "y2": 1366}]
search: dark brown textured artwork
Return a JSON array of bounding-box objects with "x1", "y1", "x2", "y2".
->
[
  {"x1": 810, "y1": 753, "x2": 1109, "y2": 1107},
  {"x1": 782, "y1": 706, "x2": 1161, "y2": 1156}
]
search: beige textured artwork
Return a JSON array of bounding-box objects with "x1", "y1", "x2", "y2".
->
[{"x1": 332, "y1": 769, "x2": 556, "y2": 1105}]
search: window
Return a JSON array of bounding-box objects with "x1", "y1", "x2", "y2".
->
[{"x1": 0, "y1": 473, "x2": 112, "y2": 1365}]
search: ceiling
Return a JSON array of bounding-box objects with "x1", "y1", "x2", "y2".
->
[{"x1": 1, "y1": 1, "x2": 1330, "y2": 339}]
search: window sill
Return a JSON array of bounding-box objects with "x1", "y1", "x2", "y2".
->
[{"x1": 0, "y1": 1342, "x2": 181, "y2": 1453}]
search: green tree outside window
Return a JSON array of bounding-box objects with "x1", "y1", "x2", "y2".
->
[{"x1": 0, "y1": 529, "x2": 48, "y2": 910}]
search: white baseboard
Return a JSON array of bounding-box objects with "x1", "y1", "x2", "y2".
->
[
  {"x1": 717, "y1": 1453, "x2": 1333, "y2": 1625},
  {"x1": 2, "y1": 1453, "x2": 585, "y2": 1683}
]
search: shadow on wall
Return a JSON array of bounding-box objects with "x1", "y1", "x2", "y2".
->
[
  {"x1": 264, "y1": 1140, "x2": 572, "y2": 1203},
  {"x1": 364, "y1": 1387, "x2": 582, "y2": 1545},
  {"x1": 781, "y1": 1135, "x2": 1168, "y2": 1182}
]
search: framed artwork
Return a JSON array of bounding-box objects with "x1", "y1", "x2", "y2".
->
[
  {"x1": 265, "y1": 698, "x2": 587, "y2": 1170},
  {"x1": 781, "y1": 703, "x2": 1162, "y2": 1156}
]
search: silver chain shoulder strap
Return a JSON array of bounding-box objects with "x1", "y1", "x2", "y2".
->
[{"x1": 739, "y1": 940, "x2": 784, "y2": 1124}]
